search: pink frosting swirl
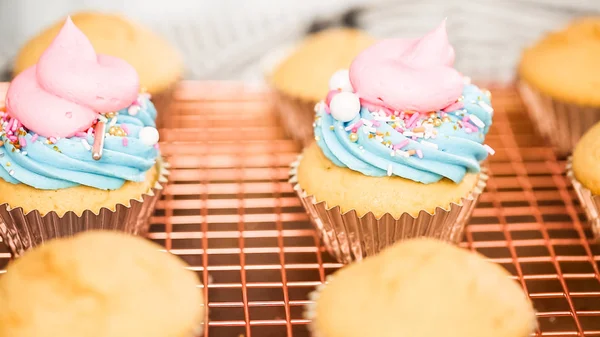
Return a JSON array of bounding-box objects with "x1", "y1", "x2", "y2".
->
[
  {"x1": 6, "y1": 17, "x2": 139, "y2": 138},
  {"x1": 349, "y1": 20, "x2": 463, "y2": 113}
]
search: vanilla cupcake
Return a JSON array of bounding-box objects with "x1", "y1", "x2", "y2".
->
[
  {"x1": 519, "y1": 17, "x2": 600, "y2": 155},
  {"x1": 290, "y1": 21, "x2": 493, "y2": 263},
  {"x1": 0, "y1": 18, "x2": 167, "y2": 256},
  {"x1": 306, "y1": 238, "x2": 537, "y2": 337},
  {"x1": 13, "y1": 11, "x2": 183, "y2": 122},
  {"x1": 567, "y1": 120, "x2": 600, "y2": 237},
  {"x1": 267, "y1": 28, "x2": 375, "y2": 144},
  {"x1": 0, "y1": 231, "x2": 205, "y2": 337}
]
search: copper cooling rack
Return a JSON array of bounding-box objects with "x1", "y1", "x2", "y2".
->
[{"x1": 0, "y1": 81, "x2": 599, "y2": 336}]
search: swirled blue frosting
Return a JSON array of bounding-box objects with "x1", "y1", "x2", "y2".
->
[
  {"x1": 0, "y1": 94, "x2": 159, "y2": 190},
  {"x1": 315, "y1": 84, "x2": 493, "y2": 184}
]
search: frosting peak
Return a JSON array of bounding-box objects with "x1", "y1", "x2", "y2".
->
[
  {"x1": 6, "y1": 17, "x2": 139, "y2": 138},
  {"x1": 349, "y1": 20, "x2": 462, "y2": 113}
]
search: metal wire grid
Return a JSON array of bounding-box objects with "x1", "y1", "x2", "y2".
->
[{"x1": 0, "y1": 81, "x2": 599, "y2": 336}]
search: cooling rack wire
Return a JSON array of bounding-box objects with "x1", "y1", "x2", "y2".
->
[{"x1": 0, "y1": 81, "x2": 598, "y2": 337}]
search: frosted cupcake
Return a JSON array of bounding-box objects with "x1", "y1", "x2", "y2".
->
[
  {"x1": 290, "y1": 21, "x2": 493, "y2": 262},
  {"x1": 567, "y1": 121, "x2": 600, "y2": 237},
  {"x1": 0, "y1": 18, "x2": 167, "y2": 256},
  {"x1": 519, "y1": 18, "x2": 600, "y2": 155},
  {"x1": 305, "y1": 238, "x2": 538, "y2": 337}
]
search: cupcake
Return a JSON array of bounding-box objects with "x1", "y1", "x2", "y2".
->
[
  {"x1": 0, "y1": 17, "x2": 167, "y2": 256},
  {"x1": 267, "y1": 28, "x2": 375, "y2": 145},
  {"x1": 519, "y1": 18, "x2": 600, "y2": 155},
  {"x1": 290, "y1": 21, "x2": 493, "y2": 263},
  {"x1": 0, "y1": 231, "x2": 205, "y2": 337},
  {"x1": 567, "y1": 121, "x2": 600, "y2": 237},
  {"x1": 305, "y1": 238, "x2": 538, "y2": 337},
  {"x1": 13, "y1": 11, "x2": 183, "y2": 124}
]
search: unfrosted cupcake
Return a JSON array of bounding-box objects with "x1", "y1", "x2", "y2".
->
[
  {"x1": 267, "y1": 28, "x2": 375, "y2": 145},
  {"x1": 13, "y1": 11, "x2": 183, "y2": 122},
  {"x1": 519, "y1": 18, "x2": 600, "y2": 155},
  {"x1": 567, "y1": 121, "x2": 600, "y2": 237},
  {"x1": 305, "y1": 238, "x2": 538, "y2": 337},
  {"x1": 290, "y1": 21, "x2": 493, "y2": 262},
  {"x1": 0, "y1": 231, "x2": 205, "y2": 337},
  {"x1": 0, "y1": 18, "x2": 167, "y2": 256}
]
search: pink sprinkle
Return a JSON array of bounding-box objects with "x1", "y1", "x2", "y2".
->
[
  {"x1": 354, "y1": 120, "x2": 364, "y2": 128},
  {"x1": 399, "y1": 112, "x2": 405, "y2": 119},
  {"x1": 121, "y1": 124, "x2": 130, "y2": 134},
  {"x1": 325, "y1": 90, "x2": 339, "y2": 106},
  {"x1": 122, "y1": 138, "x2": 128, "y2": 147},
  {"x1": 463, "y1": 122, "x2": 478, "y2": 132},
  {"x1": 6, "y1": 118, "x2": 14, "y2": 131},
  {"x1": 462, "y1": 116, "x2": 469, "y2": 122},
  {"x1": 412, "y1": 136, "x2": 418, "y2": 140},
  {"x1": 11, "y1": 120, "x2": 18, "y2": 132},
  {"x1": 324, "y1": 105, "x2": 331, "y2": 114},
  {"x1": 406, "y1": 112, "x2": 420, "y2": 129},
  {"x1": 380, "y1": 106, "x2": 394, "y2": 116},
  {"x1": 153, "y1": 143, "x2": 159, "y2": 150},
  {"x1": 443, "y1": 101, "x2": 464, "y2": 112},
  {"x1": 49, "y1": 137, "x2": 57, "y2": 144},
  {"x1": 372, "y1": 120, "x2": 381, "y2": 127},
  {"x1": 395, "y1": 127, "x2": 404, "y2": 133},
  {"x1": 19, "y1": 137, "x2": 26, "y2": 147},
  {"x1": 8, "y1": 135, "x2": 17, "y2": 142},
  {"x1": 393, "y1": 139, "x2": 410, "y2": 150},
  {"x1": 30, "y1": 134, "x2": 38, "y2": 143},
  {"x1": 75, "y1": 132, "x2": 87, "y2": 138},
  {"x1": 440, "y1": 111, "x2": 447, "y2": 117},
  {"x1": 416, "y1": 149, "x2": 423, "y2": 158},
  {"x1": 6, "y1": 130, "x2": 12, "y2": 136}
]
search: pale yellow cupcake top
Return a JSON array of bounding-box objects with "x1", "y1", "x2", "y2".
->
[
  {"x1": 573, "y1": 121, "x2": 600, "y2": 194},
  {"x1": 313, "y1": 238, "x2": 537, "y2": 337},
  {"x1": 0, "y1": 231, "x2": 204, "y2": 337},
  {"x1": 270, "y1": 28, "x2": 375, "y2": 102},
  {"x1": 519, "y1": 17, "x2": 600, "y2": 106},
  {"x1": 0, "y1": 162, "x2": 161, "y2": 216},
  {"x1": 297, "y1": 142, "x2": 480, "y2": 217},
  {"x1": 14, "y1": 12, "x2": 183, "y2": 95}
]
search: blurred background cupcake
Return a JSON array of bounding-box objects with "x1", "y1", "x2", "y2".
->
[
  {"x1": 266, "y1": 26, "x2": 375, "y2": 145},
  {"x1": 518, "y1": 18, "x2": 600, "y2": 156},
  {"x1": 567, "y1": 121, "x2": 600, "y2": 237},
  {"x1": 12, "y1": 11, "x2": 183, "y2": 126},
  {"x1": 0, "y1": 231, "x2": 205, "y2": 337},
  {"x1": 0, "y1": 18, "x2": 167, "y2": 256},
  {"x1": 291, "y1": 21, "x2": 494, "y2": 263},
  {"x1": 305, "y1": 238, "x2": 537, "y2": 337}
]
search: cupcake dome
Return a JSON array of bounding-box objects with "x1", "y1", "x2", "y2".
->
[
  {"x1": 270, "y1": 28, "x2": 375, "y2": 102},
  {"x1": 0, "y1": 231, "x2": 205, "y2": 337},
  {"x1": 309, "y1": 238, "x2": 537, "y2": 337},
  {"x1": 572, "y1": 121, "x2": 600, "y2": 194},
  {"x1": 519, "y1": 18, "x2": 600, "y2": 106},
  {"x1": 13, "y1": 11, "x2": 183, "y2": 96}
]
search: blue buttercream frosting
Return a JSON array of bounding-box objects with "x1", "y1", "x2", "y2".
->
[
  {"x1": 315, "y1": 84, "x2": 493, "y2": 184},
  {"x1": 0, "y1": 94, "x2": 159, "y2": 190}
]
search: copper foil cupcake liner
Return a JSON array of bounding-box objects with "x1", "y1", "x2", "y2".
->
[
  {"x1": 518, "y1": 81, "x2": 600, "y2": 156},
  {"x1": 0, "y1": 159, "x2": 170, "y2": 257},
  {"x1": 566, "y1": 157, "x2": 600, "y2": 238},
  {"x1": 289, "y1": 156, "x2": 488, "y2": 263},
  {"x1": 273, "y1": 91, "x2": 317, "y2": 146}
]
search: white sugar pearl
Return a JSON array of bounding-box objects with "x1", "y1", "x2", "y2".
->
[
  {"x1": 330, "y1": 92, "x2": 360, "y2": 122},
  {"x1": 128, "y1": 105, "x2": 140, "y2": 116},
  {"x1": 139, "y1": 127, "x2": 159, "y2": 146},
  {"x1": 328, "y1": 69, "x2": 353, "y2": 92}
]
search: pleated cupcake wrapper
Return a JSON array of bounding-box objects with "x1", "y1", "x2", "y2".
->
[
  {"x1": 566, "y1": 157, "x2": 600, "y2": 238},
  {"x1": 272, "y1": 90, "x2": 318, "y2": 146},
  {"x1": 0, "y1": 159, "x2": 170, "y2": 257},
  {"x1": 518, "y1": 80, "x2": 600, "y2": 156},
  {"x1": 153, "y1": 81, "x2": 179, "y2": 129},
  {"x1": 290, "y1": 156, "x2": 488, "y2": 263}
]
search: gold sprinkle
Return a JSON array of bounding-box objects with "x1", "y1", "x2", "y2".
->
[
  {"x1": 329, "y1": 125, "x2": 335, "y2": 131},
  {"x1": 385, "y1": 131, "x2": 390, "y2": 137},
  {"x1": 0, "y1": 141, "x2": 4, "y2": 147},
  {"x1": 442, "y1": 116, "x2": 451, "y2": 123},
  {"x1": 434, "y1": 118, "x2": 442, "y2": 127},
  {"x1": 368, "y1": 134, "x2": 374, "y2": 139},
  {"x1": 108, "y1": 126, "x2": 126, "y2": 137},
  {"x1": 453, "y1": 125, "x2": 458, "y2": 130},
  {"x1": 105, "y1": 112, "x2": 118, "y2": 119},
  {"x1": 53, "y1": 146, "x2": 61, "y2": 153},
  {"x1": 428, "y1": 112, "x2": 437, "y2": 119},
  {"x1": 349, "y1": 133, "x2": 359, "y2": 142},
  {"x1": 6, "y1": 162, "x2": 10, "y2": 167}
]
